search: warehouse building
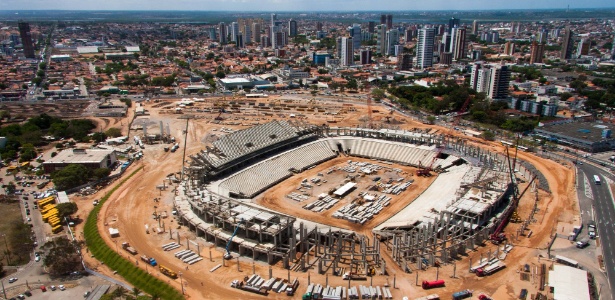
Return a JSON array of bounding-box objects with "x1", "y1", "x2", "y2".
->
[
  {"x1": 534, "y1": 121, "x2": 615, "y2": 153},
  {"x1": 43, "y1": 149, "x2": 117, "y2": 173}
]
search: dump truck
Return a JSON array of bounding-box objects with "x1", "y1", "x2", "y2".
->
[
  {"x1": 476, "y1": 262, "x2": 506, "y2": 277},
  {"x1": 159, "y1": 265, "x2": 177, "y2": 279},
  {"x1": 452, "y1": 289, "x2": 472, "y2": 300},
  {"x1": 122, "y1": 242, "x2": 138, "y2": 255},
  {"x1": 342, "y1": 272, "x2": 367, "y2": 281},
  {"x1": 422, "y1": 280, "x2": 445, "y2": 289},
  {"x1": 286, "y1": 278, "x2": 300, "y2": 296},
  {"x1": 140, "y1": 255, "x2": 157, "y2": 266}
]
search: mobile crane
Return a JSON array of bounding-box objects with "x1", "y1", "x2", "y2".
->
[{"x1": 224, "y1": 218, "x2": 245, "y2": 260}]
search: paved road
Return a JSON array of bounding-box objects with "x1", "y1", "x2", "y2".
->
[{"x1": 578, "y1": 163, "x2": 615, "y2": 298}]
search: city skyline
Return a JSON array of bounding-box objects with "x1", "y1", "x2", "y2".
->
[{"x1": 1, "y1": 0, "x2": 614, "y2": 11}]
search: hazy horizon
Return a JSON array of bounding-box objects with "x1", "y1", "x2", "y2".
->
[{"x1": 1, "y1": 0, "x2": 614, "y2": 12}]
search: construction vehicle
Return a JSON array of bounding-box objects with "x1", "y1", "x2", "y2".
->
[
  {"x1": 159, "y1": 265, "x2": 177, "y2": 279},
  {"x1": 342, "y1": 272, "x2": 367, "y2": 281},
  {"x1": 286, "y1": 278, "x2": 300, "y2": 296},
  {"x1": 476, "y1": 261, "x2": 506, "y2": 276},
  {"x1": 452, "y1": 289, "x2": 472, "y2": 300},
  {"x1": 231, "y1": 280, "x2": 243, "y2": 288},
  {"x1": 140, "y1": 255, "x2": 157, "y2": 266},
  {"x1": 224, "y1": 218, "x2": 245, "y2": 260},
  {"x1": 121, "y1": 242, "x2": 138, "y2": 255},
  {"x1": 421, "y1": 280, "x2": 445, "y2": 289},
  {"x1": 489, "y1": 155, "x2": 536, "y2": 244}
]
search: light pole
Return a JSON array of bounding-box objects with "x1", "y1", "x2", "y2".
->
[{"x1": 179, "y1": 271, "x2": 185, "y2": 295}]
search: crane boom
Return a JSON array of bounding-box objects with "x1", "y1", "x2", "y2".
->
[
  {"x1": 224, "y1": 218, "x2": 245, "y2": 259},
  {"x1": 366, "y1": 84, "x2": 373, "y2": 128}
]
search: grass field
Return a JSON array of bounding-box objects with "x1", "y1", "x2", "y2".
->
[{"x1": 0, "y1": 201, "x2": 30, "y2": 266}]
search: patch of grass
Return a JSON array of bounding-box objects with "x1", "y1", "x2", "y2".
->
[
  {"x1": 84, "y1": 168, "x2": 184, "y2": 300},
  {"x1": 0, "y1": 201, "x2": 31, "y2": 266}
]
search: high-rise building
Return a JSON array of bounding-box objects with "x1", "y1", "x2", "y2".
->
[
  {"x1": 376, "y1": 24, "x2": 388, "y2": 55},
  {"x1": 340, "y1": 37, "x2": 354, "y2": 66},
  {"x1": 288, "y1": 19, "x2": 297, "y2": 37},
  {"x1": 230, "y1": 22, "x2": 240, "y2": 42},
  {"x1": 472, "y1": 20, "x2": 478, "y2": 35},
  {"x1": 208, "y1": 27, "x2": 217, "y2": 40},
  {"x1": 470, "y1": 63, "x2": 510, "y2": 100},
  {"x1": 386, "y1": 15, "x2": 393, "y2": 29},
  {"x1": 386, "y1": 29, "x2": 400, "y2": 56},
  {"x1": 243, "y1": 25, "x2": 252, "y2": 44},
  {"x1": 18, "y1": 21, "x2": 35, "y2": 59},
  {"x1": 260, "y1": 35, "x2": 270, "y2": 48},
  {"x1": 252, "y1": 23, "x2": 261, "y2": 44},
  {"x1": 360, "y1": 49, "x2": 372, "y2": 65},
  {"x1": 368, "y1": 21, "x2": 376, "y2": 34},
  {"x1": 397, "y1": 53, "x2": 413, "y2": 70},
  {"x1": 380, "y1": 15, "x2": 387, "y2": 25},
  {"x1": 236, "y1": 34, "x2": 244, "y2": 48},
  {"x1": 448, "y1": 17, "x2": 460, "y2": 34},
  {"x1": 538, "y1": 30, "x2": 548, "y2": 43},
  {"x1": 440, "y1": 52, "x2": 453, "y2": 65},
  {"x1": 415, "y1": 28, "x2": 435, "y2": 69},
  {"x1": 449, "y1": 27, "x2": 466, "y2": 61},
  {"x1": 488, "y1": 64, "x2": 511, "y2": 100},
  {"x1": 437, "y1": 25, "x2": 445, "y2": 36},
  {"x1": 218, "y1": 22, "x2": 227, "y2": 44},
  {"x1": 503, "y1": 41, "x2": 514, "y2": 56},
  {"x1": 404, "y1": 30, "x2": 413, "y2": 42},
  {"x1": 576, "y1": 39, "x2": 590, "y2": 58},
  {"x1": 560, "y1": 28, "x2": 574, "y2": 60},
  {"x1": 529, "y1": 41, "x2": 545, "y2": 64},
  {"x1": 350, "y1": 24, "x2": 362, "y2": 50},
  {"x1": 316, "y1": 22, "x2": 323, "y2": 32},
  {"x1": 273, "y1": 31, "x2": 287, "y2": 49},
  {"x1": 271, "y1": 13, "x2": 277, "y2": 27}
]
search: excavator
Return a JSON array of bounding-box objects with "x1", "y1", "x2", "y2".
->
[{"x1": 224, "y1": 218, "x2": 245, "y2": 260}]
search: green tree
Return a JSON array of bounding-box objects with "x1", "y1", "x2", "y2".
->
[
  {"x1": 52, "y1": 164, "x2": 93, "y2": 191},
  {"x1": 372, "y1": 88, "x2": 386, "y2": 101},
  {"x1": 105, "y1": 127, "x2": 122, "y2": 138},
  {"x1": 42, "y1": 237, "x2": 83, "y2": 276},
  {"x1": 56, "y1": 202, "x2": 78, "y2": 219},
  {"x1": 215, "y1": 71, "x2": 226, "y2": 78},
  {"x1": 93, "y1": 168, "x2": 111, "y2": 179},
  {"x1": 480, "y1": 131, "x2": 496, "y2": 141}
]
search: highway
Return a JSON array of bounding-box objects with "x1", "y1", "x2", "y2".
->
[{"x1": 577, "y1": 163, "x2": 615, "y2": 298}]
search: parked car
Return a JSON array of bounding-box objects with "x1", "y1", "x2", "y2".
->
[
  {"x1": 40, "y1": 285, "x2": 46, "y2": 292},
  {"x1": 8, "y1": 277, "x2": 18, "y2": 283},
  {"x1": 24, "y1": 290, "x2": 32, "y2": 296},
  {"x1": 58, "y1": 285, "x2": 65, "y2": 291},
  {"x1": 50, "y1": 285, "x2": 56, "y2": 291}
]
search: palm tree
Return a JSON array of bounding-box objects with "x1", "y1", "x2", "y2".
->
[
  {"x1": 113, "y1": 286, "x2": 126, "y2": 299},
  {"x1": 132, "y1": 287, "x2": 141, "y2": 298}
]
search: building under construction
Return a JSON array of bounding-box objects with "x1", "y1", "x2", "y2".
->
[{"x1": 176, "y1": 121, "x2": 543, "y2": 274}]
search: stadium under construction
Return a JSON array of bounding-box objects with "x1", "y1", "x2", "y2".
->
[{"x1": 173, "y1": 121, "x2": 544, "y2": 274}]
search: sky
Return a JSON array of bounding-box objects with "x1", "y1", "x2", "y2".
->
[{"x1": 0, "y1": 0, "x2": 613, "y2": 11}]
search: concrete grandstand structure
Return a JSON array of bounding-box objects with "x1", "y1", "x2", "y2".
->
[{"x1": 174, "y1": 121, "x2": 544, "y2": 275}]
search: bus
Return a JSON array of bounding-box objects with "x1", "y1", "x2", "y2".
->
[{"x1": 594, "y1": 175, "x2": 601, "y2": 185}]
